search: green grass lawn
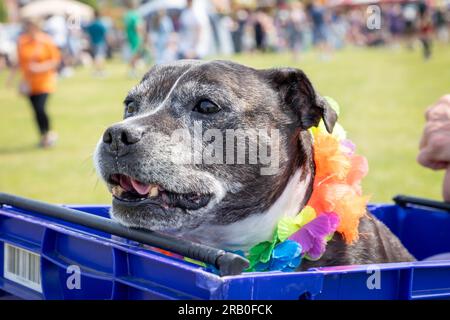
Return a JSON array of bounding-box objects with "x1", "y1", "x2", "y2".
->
[{"x1": 1, "y1": 45, "x2": 449, "y2": 204}]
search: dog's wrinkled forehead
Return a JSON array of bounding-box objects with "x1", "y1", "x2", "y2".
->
[
  {"x1": 129, "y1": 60, "x2": 198, "y2": 106},
  {"x1": 126, "y1": 60, "x2": 279, "y2": 117}
]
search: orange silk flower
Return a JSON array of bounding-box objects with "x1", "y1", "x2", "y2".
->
[{"x1": 307, "y1": 129, "x2": 369, "y2": 244}]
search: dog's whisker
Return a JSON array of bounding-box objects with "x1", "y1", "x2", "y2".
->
[
  {"x1": 81, "y1": 155, "x2": 93, "y2": 165},
  {"x1": 93, "y1": 178, "x2": 100, "y2": 190}
]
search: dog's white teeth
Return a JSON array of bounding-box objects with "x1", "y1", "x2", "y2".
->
[
  {"x1": 111, "y1": 185, "x2": 124, "y2": 197},
  {"x1": 149, "y1": 186, "x2": 159, "y2": 198}
]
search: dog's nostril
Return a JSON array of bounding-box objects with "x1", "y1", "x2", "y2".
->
[
  {"x1": 121, "y1": 131, "x2": 130, "y2": 145},
  {"x1": 120, "y1": 128, "x2": 143, "y2": 145},
  {"x1": 102, "y1": 126, "x2": 143, "y2": 153},
  {"x1": 103, "y1": 130, "x2": 113, "y2": 144}
]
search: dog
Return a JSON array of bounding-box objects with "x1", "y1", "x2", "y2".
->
[{"x1": 94, "y1": 60, "x2": 415, "y2": 270}]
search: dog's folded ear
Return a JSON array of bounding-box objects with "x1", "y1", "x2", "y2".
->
[{"x1": 261, "y1": 68, "x2": 337, "y2": 133}]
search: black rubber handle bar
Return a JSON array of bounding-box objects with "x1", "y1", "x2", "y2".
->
[
  {"x1": 0, "y1": 192, "x2": 249, "y2": 276},
  {"x1": 393, "y1": 194, "x2": 450, "y2": 212}
]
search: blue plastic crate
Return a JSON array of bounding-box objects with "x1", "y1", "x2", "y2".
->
[{"x1": 0, "y1": 202, "x2": 449, "y2": 300}]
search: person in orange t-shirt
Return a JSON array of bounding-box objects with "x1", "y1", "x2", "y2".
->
[{"x1": 17, "y1": 19, "x2": 61, "y2": 148}]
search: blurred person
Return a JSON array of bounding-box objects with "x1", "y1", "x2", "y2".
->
[
  {"x1": 230, "y1": 9, "x2": 248, "y2": 53},
  {"x1": 256, "y1": 7, "x2": 279, "y2": 52},
  {"x1": 275, "y1": 8, "x2": 290, "y2": 51},
  {"x1": 328, "y1": 10, "x2": 347, "y2": 50},
  {"x1": 403, "y1": 2, "x2": 417, "y2": 49},
  {"x1": 66, "y1": 23, "x2": 83, "y2": 67},
  {"x1": 83, "y1": 10, "x2": 108, "y2": 76},
  {"x1": 347, "y1": 8, "x2": 366, "y2": 46},
  {"x1": 285, "y1": 2, "x2": 306, "y2": 60},
  {"x1": 17, "y1": 19, "x2": 61, "y2": 148},
  {"x1": 44, "y1": 14, "x2": 71, "y2": 77},
  {"x1": 0, "y1": 23, "x2": 18, "y2": 87},
  {"x1": 124, "y1": 0, "x2": 145, "y2": 77},
  {"x1": 100, "y1": 17, "x2": 115, "y2": 60},
  {"x1": 0, "y1": 52, "x2": 16, "y2": 87},
  {"x1": 252, "y1": 8, "x2": 277, "y2": 52},
  {"x1": 178, "y1": 0, "x2": 202, "y2": 59},
  {"x1": 418, "y1": 1, "x2": 433, "y2": 60},
  {"x1": 0, "y1": 53, "x2": 8, "y2": 71},
  {"x1": 152, "y1": 9, "x2": 175, "y2": 64},
  {"x1": 253, "y1": 8, "x2": 266, "y2": 51},
  {"x1": 242, "y1": 11, "x2": 256, "y2": 52},
  {"x1": 387, "y1": 4, "x2": 404, "y2": 46},
  {"x1": 105, "y1": 23, "x2": 122, "y2": 57},
  {"x1": 418, "y1": 95, "x2": 450, "y2": 202},
  {"x1": 307, "y1": 1, "x2": 331, "y2": 60},
  {"x1": 207, "y1": 1, "x2": 234, "y2": 56},
  {"x1": 207, "y1": 2, "x2": 221, "y2": 53},
  {"x1": 434, "y1": 7, "x2": 449, "y2": 43}
]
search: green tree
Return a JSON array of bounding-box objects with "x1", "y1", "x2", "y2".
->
[
  {"x1": 0, "y1": 0, "x2": 8, "y2": 23},
  {"x1": 77, "y1": 0, "x2": 98, "y2": 10}
]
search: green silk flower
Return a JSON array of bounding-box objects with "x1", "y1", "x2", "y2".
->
[
  {"x1": 246, "y1": 229, "x2": 279, "y2": 271},
  {"x1": 277, "y1": 206, "x2": 317, "y2": 242}
]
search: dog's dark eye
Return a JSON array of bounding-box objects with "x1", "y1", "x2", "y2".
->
[
  {"x1": 124, "y1": 99, "x2": 137, "y2": 115},
  {"x1": 193, "y1": 100, "x2": 221, "y2": 114}
]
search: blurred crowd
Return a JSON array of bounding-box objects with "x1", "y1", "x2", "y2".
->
[
  {"x1": 1, "y1": 0, "x2": 450, "y2": 78},
  {"x1": 233, "y1": 1, "x2": 450, "y2": 60},
  {"x1": 0, "y1": 0, "x2": 449, "y2": 147}
]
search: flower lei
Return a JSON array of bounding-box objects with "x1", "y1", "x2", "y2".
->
[{"x1": 241, "y1": 97, "x2": 370, "y2": 272}]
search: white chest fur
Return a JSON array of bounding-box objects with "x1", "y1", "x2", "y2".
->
[{"x1": 185, "y1": 168, "x2": 312, "y2": 252}]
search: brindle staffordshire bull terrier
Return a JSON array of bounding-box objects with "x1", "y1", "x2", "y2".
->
[{"x1": 94, "y1": 60, "x2": 414, "y2": 270}]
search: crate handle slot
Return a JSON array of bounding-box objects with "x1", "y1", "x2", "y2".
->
[
  {"x1": 0, "y1": 193, "x2": 249, "y2": 276},
  {"x1": 393, "y1": 194, "x2": 450, "y2": 212}
]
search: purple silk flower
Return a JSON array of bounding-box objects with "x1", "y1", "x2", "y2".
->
[{"x1": 289, "y1": 212, "x2": 340, "y2": 260}]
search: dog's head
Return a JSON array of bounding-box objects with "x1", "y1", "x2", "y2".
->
[{"x1": 94, "y1": 60, "x2": 337, "y2": 250}]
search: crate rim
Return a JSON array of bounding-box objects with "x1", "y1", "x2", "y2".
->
[{"x1": 2, "y1": 203, "x2": 450, "y2": 281}]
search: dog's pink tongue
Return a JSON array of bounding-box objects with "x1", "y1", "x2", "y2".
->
[
  {"x1": 130, "y1": 178, "x2": 151, "y2": 195},
  {"x1": 119, "y1": 175, "x2": 133, "y2": 192}
]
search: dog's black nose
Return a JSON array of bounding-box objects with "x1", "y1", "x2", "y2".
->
[{"x1": 102, "y1": 125, "x2": 144, "y2": 155}]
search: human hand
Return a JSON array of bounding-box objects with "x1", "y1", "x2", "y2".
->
[
  {"x1": 418, "y1": 95, "x2": 450, "y2": 202},
  {"x1": 424, "y1": 95, "x2": 450, "y2": 122},
  {"x1": 418, "y1": 95, "x2": 450, "y2": 170}
]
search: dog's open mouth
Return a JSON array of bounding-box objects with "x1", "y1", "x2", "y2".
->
[{"x1": 107, "y1": 174, "x2": 211, "y2": 210}]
